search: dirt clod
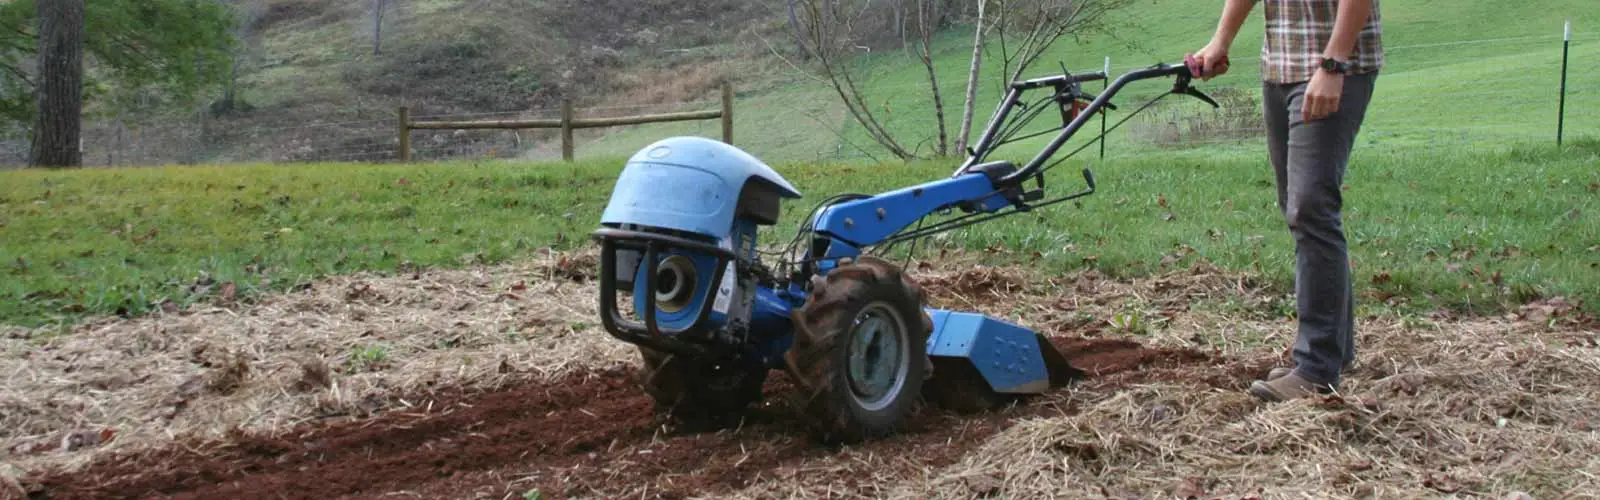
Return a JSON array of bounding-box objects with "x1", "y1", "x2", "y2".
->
[
  {"x1": 203, "y1": 351, "x2": 250, "y2": 394},
  {"x1": 293, "y1": 356, "x2": 332, "y2": 391}
]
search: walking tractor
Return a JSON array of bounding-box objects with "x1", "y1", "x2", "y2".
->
[{"x1": 590, "y1": 60, "x2": 1221, "y2": 442}]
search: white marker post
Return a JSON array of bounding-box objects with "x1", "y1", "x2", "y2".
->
[
  {"x1": 1100, "y1": 56, "x2": 1111, "y2": 159},
  {"x1": 1559, "y1": 20, "x2": 1571, "y2": 146}
]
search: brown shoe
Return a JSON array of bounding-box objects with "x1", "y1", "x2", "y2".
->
[
  {"x1": 1249, "y1": 372, "x2": 1333, "y2": 402},
  {"x1": 1268, "y1": 364, "x2": 1356, "y2": 380}
]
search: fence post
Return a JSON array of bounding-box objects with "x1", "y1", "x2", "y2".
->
[
  {"x1": 1101, "y1": 56, "x2": 1110, "y2": 160},
  {"x1": 397, "y1": 106, "x2": 411, "y2": 162},
  {"x1": 561, "y1": 98, "x2": 574, "y2": 161},
  {"x1": 721, "y1": 82, "x2": 734, "y2": 145},
  {"x1": 1558, "y1": 20, "x2": 1571, "y2": 147}
]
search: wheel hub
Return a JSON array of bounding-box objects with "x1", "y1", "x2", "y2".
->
[{"x1": 846, "y1": 302, "x2": 909, "y2": 411}]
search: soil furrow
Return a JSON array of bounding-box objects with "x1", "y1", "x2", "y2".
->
[{"x1": 20, "y1": 337, "x2": 1224, "y2": 499}]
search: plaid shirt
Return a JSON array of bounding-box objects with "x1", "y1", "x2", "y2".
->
[{"x1": 1260, "y1": 0, "x2": 1385, "y2": 83}]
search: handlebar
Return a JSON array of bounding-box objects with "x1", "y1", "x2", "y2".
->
[
  {"x1": 955, "y1": 62, "x2": 1202, "y2": 182},
  {"x1": 997, "y1": 63, "x2": 1195, "y2": 185},
  {"x1": 1011, "y1": 71, "x2": 1108, "y2": 90}
]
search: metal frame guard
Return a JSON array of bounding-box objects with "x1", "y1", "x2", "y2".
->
[{"x1": 592, "y1": 226, "x2": 738, "y2": 361}]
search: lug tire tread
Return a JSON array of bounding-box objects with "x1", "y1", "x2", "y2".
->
[
  {"x1": 637, "y1": 346, "x2": 765, "y2": 431},
  {"x1": 784, "y1": 256, "x2": 934, "y2": 443}
]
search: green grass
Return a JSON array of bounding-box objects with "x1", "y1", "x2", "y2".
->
[
  {"x1": 0, "y1": 159, "x2": 613, "y2": 328},
  {"x1": 3, "y1": 139, "x2": 1596, "y2": 329},
  {"x1": 686, "y1": 0, "x2": 1600, "y2": 164}
]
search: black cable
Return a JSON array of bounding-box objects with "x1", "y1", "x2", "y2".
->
[
  {"x1": 900, "y1": 215, "x2": 926, "y2": 270},
  {"x1": 990, "y1": 94, "x2": 1060, "y2": 151},
  {"x1": 1036, "y1": 90, "x2": 1174, "y2": 176},
  {"x1": 772, "y1": 192, "x2": 870, "y2": 280}
]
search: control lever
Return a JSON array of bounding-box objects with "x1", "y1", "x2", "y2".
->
[
  {"x1": 1179, "y1": 85, "x2": 1221, "y2": 109},
  {"x1": 1176, "y1": 55, "x2": 1222, "y2": 109}
]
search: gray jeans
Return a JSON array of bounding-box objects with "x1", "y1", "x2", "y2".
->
[{"x1": 1262, "y1": 71, "x2": 1377, "y2": 387}]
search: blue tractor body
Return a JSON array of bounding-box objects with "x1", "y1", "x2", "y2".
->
[{"x1": 591, "y1": 62, "x2": 1218, "y2": 442}]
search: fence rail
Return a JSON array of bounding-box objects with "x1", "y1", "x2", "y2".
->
[{"x1": 397, "y1": 82, "x2": 733, "y2": 162}]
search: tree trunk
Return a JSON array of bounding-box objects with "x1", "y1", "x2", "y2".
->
[
  {"x1": 30, "y1": 0, "x2": 86, "y2": 168},
  {"x1": 895, "y1": 0, "x2": 907, "y2": 48},
  {"x1": 372, "y1": 0, "x2": 385, "y2": 55},
  {"x1": 954, "y1": 0, "x2": 985, "y2": 156},
  {"x1": 220, "y1": 57, "x2": 239, "y2": 112},
  {"x1": 786, "y1": 0, "x2": 810, "y2": 59},
  {"x1": 917, "y1": 0, "x2": 947, "y2": 157},
  {"x1": 114, "y1": 119, "x2": 125, "y2": 166}
]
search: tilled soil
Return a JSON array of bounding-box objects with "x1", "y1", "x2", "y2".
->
[{"x1": 19, "y1": 336, "x2": 1235, "y2": 500}]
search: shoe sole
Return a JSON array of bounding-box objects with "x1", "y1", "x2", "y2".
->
[{"x1": 1248, "y1": 380, "x2": 1287, "y2": 402}]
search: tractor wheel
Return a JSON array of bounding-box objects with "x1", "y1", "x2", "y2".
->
[
  {"x1": 784, "y1": 256, "x2": 934, "y2": 444},
  {"x1": 637, "y1": 346, "x2": 767, "y2": 432}
]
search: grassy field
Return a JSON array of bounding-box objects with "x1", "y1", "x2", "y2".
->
[
  {"x1": 577, "y1": 0, "x2": 1600, "y2": 164},
  {"x1": 2, "y1": 138, "x2": 1595, "y2": 329}
]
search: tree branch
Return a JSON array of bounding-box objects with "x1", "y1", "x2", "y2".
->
[{"x1": 797, "y1": 0, "x2": 914, "y2": 159}]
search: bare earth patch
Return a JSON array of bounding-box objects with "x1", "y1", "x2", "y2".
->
[{"x1": 4, "y1": 249, "x2": 1596, "y2": 499}]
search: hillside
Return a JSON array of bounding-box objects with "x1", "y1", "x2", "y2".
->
[
  {"x1": 2, "y1": 0, "x2": 795, "y2": 165},
  {"x1": 580, "y1": 0, "x2": 1600, "y2": 164},
  {"x1": 0, "y1": 0, "x2": 1594, "y2": 167}
]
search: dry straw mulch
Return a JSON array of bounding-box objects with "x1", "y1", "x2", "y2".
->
[
  {"x1": 1, "y1": 246, "x2": 1594, "y2": 499},
  {"x1": 0, "y1": 249, "x2": 635, "y2": 474},
  {"x1": 724, "y1": 252, "x2": 1600, "y2": 499}
]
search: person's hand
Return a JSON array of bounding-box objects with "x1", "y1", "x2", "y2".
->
[
  {"x1": 1187, "y1": 42, "x2": 1231, "y2": 80},
  {"x1": 1302, "y1": 68, "x2": 1344, "y2": 121}
]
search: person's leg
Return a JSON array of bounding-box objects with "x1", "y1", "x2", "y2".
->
[
  {"x1": 1252, "y1": 71, "x2": 1377, "y2": 400},
  {"x1": 1258, "y1": 80, "x2": 1293, "y2": 381},
  {"x1": 1263, "y1": 82, "x2": 1291, "y2": 213}
]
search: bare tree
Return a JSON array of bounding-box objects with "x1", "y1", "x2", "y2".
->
[
  {"x1": 957, "y1": 0, "x2": 1132, "y2": 151},
  {"x1": 218, "y1": 0, "x2": 265, "y2": 114},
  {"x1": 912, "y1": 0, "x2": 948, "y2": 156},
  {"x1": 988, "y1": 0, "x2": 1128, "y2": 94},
  {"x1": 780, "y1": 0, "x2": 1129, "y2": 161},
  {"x1": 30, "y1": 0, "x2": 85, "y2": 167},
  {"x1": 786, "y1": 0, "x2": 811, "y2": 60},
  {"x1": 894, "y1": 0, "x2": 906, "y2": 47},
  {"x1": 371, "y1": 0, "x2": 387, "y2": 55},
  {"x1": 954, "y1": 0, "x2": 988, "y2": 156},
  {"x1": 787, "y1": 0, "x2": 916, "y2": 160}
]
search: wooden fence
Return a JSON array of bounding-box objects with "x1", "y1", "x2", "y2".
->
[{"x1": 397, "y1": 83, "x2": 733, "y2": 162}]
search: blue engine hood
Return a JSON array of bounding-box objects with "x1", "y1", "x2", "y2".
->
[{"x1": 600, "y1": 137, "x2": 801, "y2": 238}]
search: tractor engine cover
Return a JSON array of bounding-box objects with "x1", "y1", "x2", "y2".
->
[
  {"x1": 591, "y1": 136, "x2": 804, "y2": 360},
  {"x1": 600, "y1": 136, "x2": 801, "y2": 238}
]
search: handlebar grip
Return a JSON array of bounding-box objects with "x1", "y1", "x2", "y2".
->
[{"x1": 1183, "y1": 54, "x2": 1230, "y2": 78}]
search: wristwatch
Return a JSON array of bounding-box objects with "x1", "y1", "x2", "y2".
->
[{"x1": 1319, "y1": 57, "x2": 1351, "y2": 75}]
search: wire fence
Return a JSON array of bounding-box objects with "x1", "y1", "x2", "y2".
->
[{"x1": 0, "y1": 29, "x2": 1592, "y2": 168}]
